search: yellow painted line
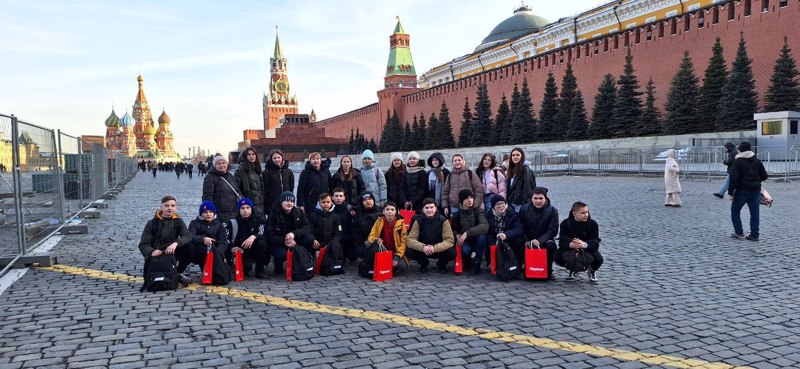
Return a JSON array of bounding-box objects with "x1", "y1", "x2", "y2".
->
[{"x1": 39, "y1": 265, "x2": 750, "y2": 369}]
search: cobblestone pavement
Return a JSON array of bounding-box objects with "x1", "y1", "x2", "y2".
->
[{"x1": 1, "y1": 171, "x2": 798, "y2": 369}]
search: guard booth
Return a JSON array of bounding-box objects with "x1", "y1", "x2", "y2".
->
[{"x1": 754, "y1": 111, "x2": 800, "y2": 160}]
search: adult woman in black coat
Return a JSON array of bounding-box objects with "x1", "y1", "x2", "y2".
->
[
  {"x1": 506, "y1": 147, "x2": 537, "y2": 212},
  {"x1": 385, "y1": 152, "x2": 406, "y2": 205},
  {"x1": 297, "y1": 152, "x2": 332, "y2": 214},
  {"x1": 234, "y1": 147, "x2": 266, "y2": 218},
  {"x1": 262, "y1": 149, "x2": 295, "y2": 211}
]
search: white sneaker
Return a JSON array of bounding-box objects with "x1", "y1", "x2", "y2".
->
[
  {"x1": 566, "y1": 271, "x2": 576, "y2": 281},
  {"x1": 588, "y1": 269, "x2": 598, "y2": 284}
]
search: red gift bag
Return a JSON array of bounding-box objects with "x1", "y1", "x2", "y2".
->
[
  {"x1": 373, "y1": 247, "x2": 393, "y2": 282},
  {"x1": 525, "y1": 245, "x2": 548, "y2": 279},
  {"x1": 285, "y1": 249, "x2": 294, "y2": 282},
  {"x1": 234, "y1": 250, "x2": 245, "y2": 282},
  {"x1": 454, "y1": 244, "x2": 463, "y2": 273},
  {"x1": 202, "y1": 246, "x2": 214, "y2": 284},
  {"x1": 314, "y1": 246, "x2": 327, "y2": 275},
  {"x1": 490, "y1": 244, "x2": 497, "y2": 275},
  {"x1": 400, "y1": 209, "x2": 414, "y2": 230}
]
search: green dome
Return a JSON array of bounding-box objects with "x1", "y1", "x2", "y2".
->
[
  {"x1": 476, "y1": 5, "x2": 549, "y2": 52},
  {"x1": 104, "y1": 109, "x2": 120, "y2": 128}
]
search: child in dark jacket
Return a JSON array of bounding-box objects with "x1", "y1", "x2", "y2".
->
[
  {"x1": 331, "y1": 188, "x2": 356, "y2": 261},
  {"x1": 266, "y1": 191, "x2": 314, "y2": 275},
  {"x1": 227, "y1": 198, "x2": 269, "y2": 279},
  {"x1": 352, "y1": 192, "x2": 382, "y2": 259},
  {"x1": 307, "y1": 193, "x2": 342, "y2": 250},
  {"x1": 138, "y1": 195, "x2": 193, "y2": 282},
  {"x1": 187, "y1": 200, "x2": 228, "y2": 272}
]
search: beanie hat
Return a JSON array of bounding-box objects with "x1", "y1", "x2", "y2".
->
[
  {"x1": 361, "y1": 149, "x2": 374, "y2": 161},
  {"x1": 459, "y1": 189, "x2": 474, "y2": 205},
  {"x1": 490, "y1": 195, "x2": 506, "y2": 208},
  {"x1": 361, "y1": 192, "x2": 375, "y2": 202},
  {"x1": 738, "y1": 141, "x2": 752, "y2": 152},
  {"x1": 532, "y1": 187, "x2": 549, "y2": 198},
  {"x1": 199, "y1": 200, "x2": 217, "y2": 216},
  {"x1": 279, "y1": 191, "x2": 296, "y2": 203},
  {"x1": 390, "y1": 152, "x2": 403, "y2": 162},
  {"x1": 237, "y1": 198, "x2": 254, "y2": 211},
  {"x1": 212, "y1": 155, "x2": 227, "y2": 168},
  {"x1": 407, "y1": 151, "x2": 420, "y2": 161}
]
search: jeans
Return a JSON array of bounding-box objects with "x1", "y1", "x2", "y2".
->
[
  {"x1": 459, "y1": 234, "x2": 488, "y2": 266},
  {"x1": 718, "y1": 174, "x2": 730, "y2": 194},
  {"x1": 731, "y1": 190, "x2": 761, "y2": 238}
]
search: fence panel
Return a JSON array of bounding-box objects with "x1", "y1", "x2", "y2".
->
[
  {"x1": 786, "y1": 145, "x2": 800, "y2": 182},
  {"x1": 0, "y1": 115, "x2": 22, "y2": 261},
  {"x1": 58, "y1": 132, "x2": 91, "y2": 216},
  {"x1": 597, "y1": 149, "x2": 642, "y2": 175}
]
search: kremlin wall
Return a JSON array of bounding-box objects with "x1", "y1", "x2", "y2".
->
[{"x1": 315, "y1": 0, "x2": 800, "y2": 142}]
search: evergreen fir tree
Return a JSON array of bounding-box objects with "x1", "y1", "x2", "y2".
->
[
  {"x1": 458, "y1": 98, "x2": 472, "y2": 147},
  {"x1": 590, "y1": 74, "x2": 617, "y2": 139},
  {"x1": 410, "y1": 115, "x2": 422, "y2": 151},
  {"x1": 379, "y1": 110, "x2": 392, "y2": 152},
  {"x1": 639, "y1": 78, "x2": 662, "y2": 136},
  {"x1": 367, "y1": 138, "x2": 378, "y2": 152},
  {"x1": 517, "y1": 78, "x2": 537, "y2": 143},
  {"x1": 611, "y1": 54, "x2": 643, "y2": 137},
  {"x1": 507, "y1": 83, "x2": 523, "y2": 143},
  {"x1": 471, "y1": 84, "x2": 494, "y2": 147},
  {"x1": 494, "y1": 94, "x2": 512, "y2": 145},
  {"x1": 401, "y1": 122, "x2": 412, "y2": 151},
  {"x1": 418, "y1": 114, "x2": 429, "y2": 150},
  {"x1": 664, "y1": 51, "x2": 700, "y2": 134},
  {"x1": 437, "y1": 101, "x2": 456, "y2": 149},
  {"x1": 556, "y1": 63, "x2": 584, "y2": 141},
  {"x1": 717, "y1": 33, "x2": 759, "y2": 131},
  {"x1": 348, "y1": 128, "x2": 355, "y2": 154},
  {"x1": 697, "y1": 38, "x2": 728, "y2": 132},
  {"x1": 538, "y1": 73, "x2": 559, "y2": 142},
  {"x1": 567, "y1": 89, "x2": 589, "y2": 140},
  {"x1": 354, "y1": 128, "x2": 363, "y2": 153},
  {"x1": 765, "y1": 37, "x2": 800, "y2": 112},
  {"x1": 380, "y1": 110, "x2": 404, "y2": 152},
  {"x1": 424, "y1": 112, "x2": 438, "y2": 150}
]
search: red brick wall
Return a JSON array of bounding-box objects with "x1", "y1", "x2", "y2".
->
[{"x1": 322, "y1": 0, "x2": 799, "y2": 142}]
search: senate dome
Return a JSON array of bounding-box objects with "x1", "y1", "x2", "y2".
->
[{"x1": 475, "y1": 4, "x2": 550, "y2": 52}]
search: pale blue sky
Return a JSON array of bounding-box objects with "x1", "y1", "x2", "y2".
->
[{"x1": 0, "y1": 0, "x2": 608, "y2": 156}]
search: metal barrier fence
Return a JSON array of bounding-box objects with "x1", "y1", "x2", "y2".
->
[{"x1": 0, "y1": 114, "x2": 138, "y2": 277}]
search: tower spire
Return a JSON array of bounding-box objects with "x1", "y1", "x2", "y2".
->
[{"x1": 273, "y1": 25, "x2": 283, "y2": 59}]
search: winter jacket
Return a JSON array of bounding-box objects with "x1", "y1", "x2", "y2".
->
[
  {"x1": 307, "y1": 203, "x2": 342, "y2": 246},
  {"x1": 297, "y1": 161, "x2": 332, "y2": 211},
  {"x1": 226, "y1": 214, "x2": 265, "y2": 250},
  {"x1": 352, "y1": 204, "x2": 381, "y2": 246},
  {"x1": 664, "y1": 149, "x2": 681, "y2": 194},
  {"x1": 441, "y1": 166, "x2": 484, "y2": 210},
  {"x1": 722, "y1": 143, "x2": 738, "y2": 173},
  {"x1": 187, "y1": 216, "x2": 228, "y2": 249},
  {"x1": 506, "y1": 166, "x2": 537, "y2": 207},
  {"x1": 367, "y1": 215, "x2": 407, "y2": 258},
  {"x1": 138, "y1": 211, "x2": 192, "y2": 257},
  {"x1": 728, "y1": 151, "x2": 768, "y2": 195},
  {"x1": 407, "y1": 214, "x2": 455, "y2": 253},
  {"x1": 331, "y1": 170, "x2": 366, "y2": 208},
  {"x1": 450, "y1": 206, "x2": 489, "y2": 237},
  {"x1": 234, "y1": 152, "x2": 265, "y2": 217},
  {"x1": 202, "y1": 168, "x2": 239, "y2": 221},
  {"x1": 558, "y1": 212, "x2": 601, "y2": 252},
  {"x1": 266, "y1": 204, "x2": 311, "y2": 246},
  {"x1": 485, "y1": 207, "x2": 524, "y2": 241},
  {"x1": 427, "y1": 152, "x2": 451, "y2": 208},
  {"x1": 385, "y1": 168, "x2": 406, "y2": 205},
  {"x1": 479, "y1": 167, "x2": 507, "y2": 198},
  {"x1": 403, "y1": 166, "x2": 429, "y2": 211},
  {"x1": 518, "y1": 199, "x2": 559, "y2": 245},
  {"x1": 332, "y1": 202, "x2": 354, "y2": 243},
  {"x1": 263, "y1": 159, "x2": 295, "y2": 210},
  {"x1": 359, "y1": 164, "x2": 388, "y2": 205}
]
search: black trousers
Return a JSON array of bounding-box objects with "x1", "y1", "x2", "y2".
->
[
  {"x1": 554, "y1": 248, "x2": 604, "y2": 271},
  {"x1": 406, "y1": 248, "x2": 456, "y2": 269},
  {"x1": 230, "y1": 239, "x2": 269, "y2": 272}
]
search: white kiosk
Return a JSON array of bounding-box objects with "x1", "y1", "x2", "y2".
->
[{"x1": 754, "y1": 111, "x2": 800, "y2": 160}]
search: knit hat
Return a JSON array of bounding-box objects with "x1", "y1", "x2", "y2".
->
[
  {"x1": 361, "y1": 149, "x2": 374, "y2": 161},
  {"x1": 237, "y1": 198, "x2": 254, "y2": 211},
  {"x1": 407, "y1": 151, "x2": 420, "y2": 161},
  {"x1": 390, "y1": 152, "x2": 403, "y2": 162},
  {"x1": 490, "y1": 195, "x2": 506, "y2": 208},
  {"x1": 459, "y1": 189, "x2": 474, "y2": 205},
  {"x1": 361, "y1": 192, "x2": 375, "y2": 202},
  {"x1": 212, "y1": 155, "x2": 227, "y2": 168},
  {"x1": 738, "y1": 141, "x2": 752, "y2": 152},
  {"x1": 279, "y1": 191, "x2": 295, "y2": 203},
  {"x1": 198, "y1": 200, "x2": 217, "y2": 216}
]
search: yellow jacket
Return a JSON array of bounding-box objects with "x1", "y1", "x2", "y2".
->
[{"x1": 367, "y1": 216, "x2": 407, "y2": 258}]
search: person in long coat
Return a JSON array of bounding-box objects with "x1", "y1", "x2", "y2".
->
[
  {"x1": 234, "y1": 147, "x2": 265, "y2": 218},
  {"x1": 664, "y1": 149, "x2": 682, "y2": 207}
]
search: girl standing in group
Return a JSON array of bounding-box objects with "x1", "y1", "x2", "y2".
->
[
  {"x1": 263, "y1": 149, "x2": 295, "y2": 211},
  {"x1": 426, "y1": 152, "x2": 450, "y2": 209},
  {"x1": 476, "y1": 153, "x2": 507, "y2": 212},
  {"x1": 234, "y1": 147, "x2": 265, "y2": 218},
  {"x1": 331, "y1": 155, "x2": 366, "y2": 208},
  {"x1": 385, "y1": 152, "x2": 407, "y2": 206},
  {"x1": 402, "y1": 151, "x2": 428, "y2": 213},
  {"x1": 505, "y1": 148, "x2": 537, "y2": 212}
]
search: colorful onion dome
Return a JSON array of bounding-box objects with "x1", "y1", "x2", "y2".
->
[
  {"x1": 120, "y1": 111, "x2": 134, "y2": 127},
  {"x1": 144, "y1": 124, "x2": 157, "y2": 136},
  {"x1": 104, "y1": 109, "x2": 120, "y2": 127},
  {"x1": 158, "y1": 110, "x2": 171, "y2": 124}
]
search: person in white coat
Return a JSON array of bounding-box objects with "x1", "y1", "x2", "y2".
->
[{"x1": 664, "y1": 149, "x2": 682, "y2": 207}]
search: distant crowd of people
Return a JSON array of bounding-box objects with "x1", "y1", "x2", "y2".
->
[{"x1": 139, "y1": 160, "x2": 207, "y2": 179}]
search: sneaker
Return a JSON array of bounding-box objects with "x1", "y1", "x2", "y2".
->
[
  {"x1": 419, "y1": 264, "x2": 429, "y2": 273},
  {"x1": 730, "y1": 233, "x2": 746, "y2": 240},
  {"x1": 713, "y1": 193, "x2": 724, "y2": 199},
  {"x1": 588, "y1": 269, "x2": 598, "y2": 284},
  {"x1": 178, "y1": 273, "x2": 192, "y2": 286},
  {"x1": 547, "y1": 273, "x2": 556, "y2": 281},
  {"x1": 745, "y1": 235, "x2": 759, "y2": 241},
  {"x1": 566, "y1": 271, "x2": 576, "y2": 281}
]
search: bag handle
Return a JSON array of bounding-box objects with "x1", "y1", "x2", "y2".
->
[{"x1": 220, "y1": 177, "x2": 242, "y2": 199}]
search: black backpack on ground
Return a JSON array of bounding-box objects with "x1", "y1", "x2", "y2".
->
[
  {"x1": 358, "y1": 243, "x2": 379, "y2": 278},
  {"x1": 140, "y1": 254, "x2": 179, "y2": 292},
  {"x1": 496, "y1": 241, "x2": 521, "y2": 281},
  {"x1": 209, "y1": 245, "x2": 232, "y2": 285},
  {"x1": 563, "y1": 249, "x2": 594, "y2": 273},
  {"x1": 291, "y1": 246, "x2": 315, "y2": 281},
  {"x1": 320, "y1": 242, "x2": 345, "y2": 276}
]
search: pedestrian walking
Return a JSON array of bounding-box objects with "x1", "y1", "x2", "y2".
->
[
  {"x1": 728, "y1": 142, "x2": 768, "y2": 241},
  {"x1": 664, "y1": 149, "x2": 682, "y2": 207},
  {"x1": 713, "y1": 143, "x2": 737, "y2": 198}
]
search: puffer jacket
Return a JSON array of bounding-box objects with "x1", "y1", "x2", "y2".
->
[
  {"x1": 187, "y1": 216, "x2": 228, "y2": 249},
  {"x1": 307, "y1": 202, "x2": 342, "y2": 246},
  {"x1": 441, "y1": 166, "x2": 484, "y2": 210},
  {"x1": 403, "y1": 166, "x2": 428, "y2": 211},
  {"x1": 266, "y1": 203, "x2": 311, "y2": 246},
  {"x1": 331, "y1": 170, "x2": 366, "y2": 208},
  {"x1": 234, "y1": 151, "x2": 265, "y2": 217},
  {"x1": 263, "y1": 159, "x2": 295, "y2": 210},
  {"x1": 202, "y1": 167, "x2": 239, "y2": 221},
  {"x1": 226, "y1": 214, "x2": 266, "y2": 250},
  {"x1": 359, "y1": 165, "x2": 387, "y2": 205},
  {"x1": 367, "y1": 215, "x2": 407, "y2": 258},
  {"x1": 518, "y1": 198, "x2": 559, "y2": 244},
  {"x1": 479, "y1": 167, "x2": 507, "y2": 198},
  {"x1": 558, "y1": 211, "x2": 600, "y2": 252},
  {"x1": 297, "y1": 161, "x2": 332, "y2": 212}
]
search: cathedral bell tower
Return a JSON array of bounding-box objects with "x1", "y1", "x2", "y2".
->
[{"x1": 263, "y1": 26, "x2": 298, "y2": 130}]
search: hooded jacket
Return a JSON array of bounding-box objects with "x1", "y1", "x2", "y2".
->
[
  {"x1": 332, "y1": 169, "x2": 366, "y2": 207},
  {"x1": 297, "y1": 160, "x2": 332, "y2": 210},
  {"x1": 263, "y1": 158, "x2": 295, "y2": 210},
  {"x1": 307, "y1": 202, "x2": 342, "y2": 246},
  {"x1": 138, "y1": 211, "x2": 192, "y2": 257},
  {"x1": 426, "y1": 152, "x2": 451, "y2": 207},
  {"x1": 558, "y1": 211, "x2": 600, "y2": 252},
  {"x1": 202, "y1": 166, "x2": 239, "y2": 221},
  {"x1": 360, "y1": 164, "x2": 388, "y2": 205},
  {"x1": 728, "y1": 151, "x2": 768, "y2": 195},
  {"x1": 664, "y1": 149, "x2": 682, "y2": 194},
  {"x1": 266, "y1": 202, "x2": 311, "y2": 246},
  {"x1": 367, "y1": 215, "x2": 407, "y2": 258},
  {"x1": 403, "y1": 165, "x2": 429, "y2": 211},
  {"x1": 188, "y1": 216, "x2": 228, "y2": 250},
  {"x1": 352, "y1": 201, "x2": 382, "y2": 246},
  {"x1": 441, "y1": 165, "x2": 484, "y2": 210},
  {"x1": 234, "y1": 148, "x2": 265, "y2": 217},
  {"x1": 518, "y1": 199, "x2": 559, "y2": 244},
  {"x1": 450, "y1": 206, "x2": 489, "y2": 237},
  {"x1": 226, "y1": 212, "x2": 266, "y2": 248}
]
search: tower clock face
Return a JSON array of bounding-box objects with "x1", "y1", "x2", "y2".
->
[{"x1": 275, "y1": 80, "x2": 288, "y2": 93}]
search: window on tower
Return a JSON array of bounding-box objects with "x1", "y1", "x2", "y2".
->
[{"x1": 712, "y1": 7, "x2": 720, "y2": 24}]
